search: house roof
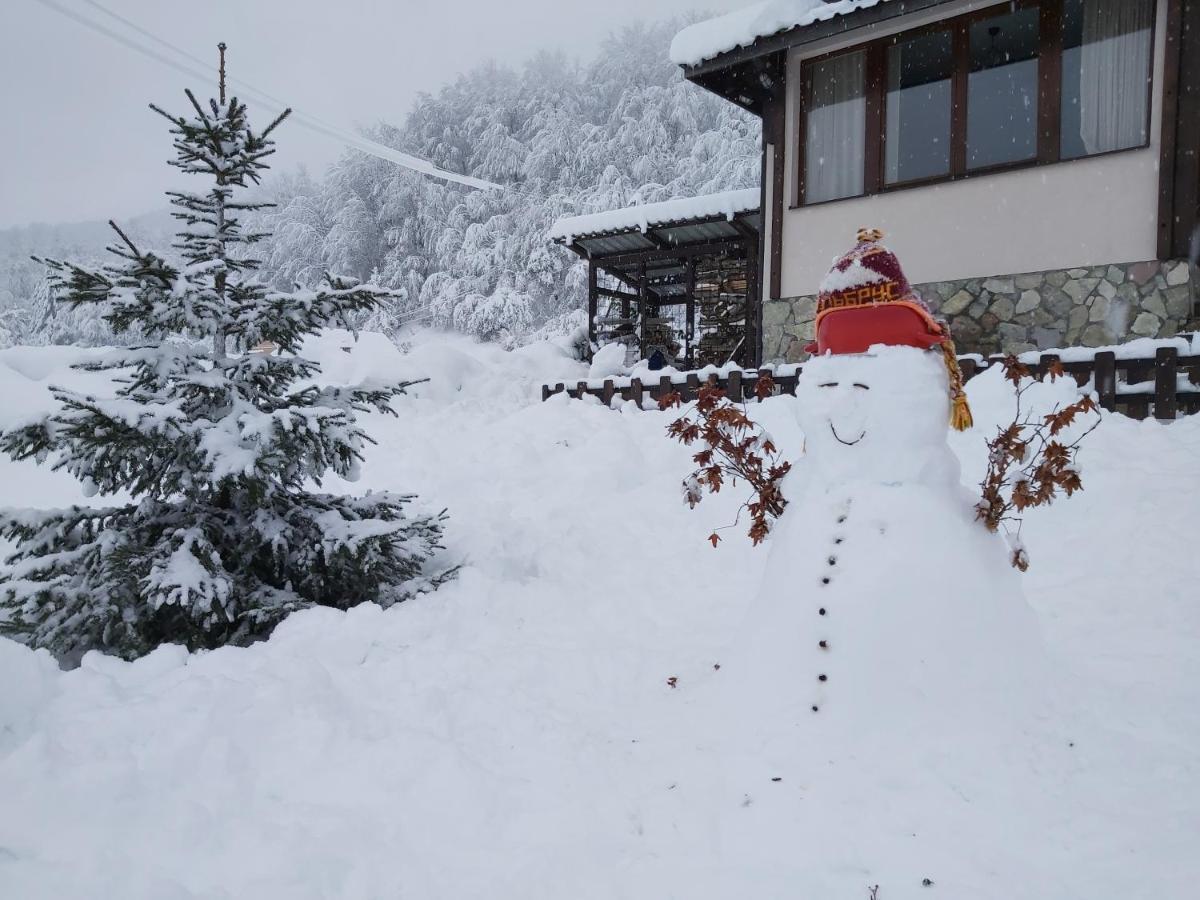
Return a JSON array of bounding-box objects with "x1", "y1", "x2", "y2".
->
[
  {"x1": 549, "y1": 188, "x2": 761, "y2": 246},
  {"x1": 671, "y1": 0, "x2": 898, "y2": 68}
]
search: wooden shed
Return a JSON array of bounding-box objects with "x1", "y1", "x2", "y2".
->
[{"x1": 550, "y1": 189, "x2": 764, "y2": 369}]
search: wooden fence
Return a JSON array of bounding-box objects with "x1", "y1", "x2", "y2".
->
[{"x1": 542, "y1": 347, "x2": 1200, "y2": 421}]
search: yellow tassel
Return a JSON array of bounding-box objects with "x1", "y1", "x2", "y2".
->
[
  {"x1": 951, "y1": 390, "x2": 974, "y2": 431},
  {"x1": 940, "y1": 339, "x2": 974, "y2": 431}
]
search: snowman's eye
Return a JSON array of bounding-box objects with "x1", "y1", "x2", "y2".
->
[
  {"x1": 818, "y1": 382, "x2": 838, "y2": 388},
  {"x1": 852, "y1": 383, "x2": 871, "y2": 390}
]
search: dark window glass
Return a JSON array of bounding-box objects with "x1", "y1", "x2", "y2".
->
[
  {"x1": 1061, "y1": 0, "x2": 1155, "y2": 160},
  {"x1": 967, "y1": 8, "x2": 1040, "y2": 170},
  {"x1": 804, "y1": 51, "x2": 866, "y2": 203},
  {"x1": 885, "y1": 30, "x2": 954, "y2": 184}
]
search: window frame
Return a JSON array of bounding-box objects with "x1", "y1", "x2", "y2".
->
[
  {"x1": 796, "y1": 46, "x2": 872, "y2": 206},
  {"x1": 794, "y1": 0, "x2": 1158, "y2": 208}
]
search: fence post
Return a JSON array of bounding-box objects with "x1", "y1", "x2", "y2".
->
[
  {"x1": 1038, "y1": 352, "x2": 1061, "y2": 381},
  {"x1": 658, "y1": 375, "x2": 673, "y2": 405},
  {"x1": 630, "y1": 377, "x2": 644, "y2": 408},
  {"x1": 576, "y1": 380, "x2": 588, "y2": 401},
  {"x1": 601, "y1": 379, "x2": 615, "y2": 407},
  {"x1": 727, "y1": 369, "x2": 743, "y2": 401},
  {"x1": 1093, "y1": 351, "x2": 1117, "y2": 412},
  {"x1": 959, "y1": 357, "x2": 977, "y2": 382},
  {"x1": 685, "y1": 372, "x2": 701, "y2": 402},
  {"x1": 1154, "y1": 346, "x2": 1178, "y2": 420},
  {"x1": 756, "y1": 367, "x2": 772, "y2": 400}
]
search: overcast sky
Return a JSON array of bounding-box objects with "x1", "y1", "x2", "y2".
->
[{"x1": 0, "y1": 0, "x2": 739, "y2": 229}]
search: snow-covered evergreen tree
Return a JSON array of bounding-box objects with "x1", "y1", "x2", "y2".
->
[{"x1": 0, "y1": 78, "x2": 451, "y2": 663}]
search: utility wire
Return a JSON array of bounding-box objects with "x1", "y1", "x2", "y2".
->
[{"x1": 30, "y1": 0, "x2": 502, "y2": 192}]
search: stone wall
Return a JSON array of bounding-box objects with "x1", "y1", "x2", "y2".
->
[{"x1": 761, "y1": 259, "x2": 1198, "y2": 363}]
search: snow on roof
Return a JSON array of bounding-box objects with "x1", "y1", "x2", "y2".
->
[
  {"x1": 670, "y1": 0, "x2": 897, "y2": 68},
  {"x1": 549, "y1": 188, "x2": 760, "y2": 243}
]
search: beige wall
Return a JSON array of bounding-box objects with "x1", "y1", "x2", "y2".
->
[{"x1": 776, "y1": 0, "x2": 1170, "y2": 298}]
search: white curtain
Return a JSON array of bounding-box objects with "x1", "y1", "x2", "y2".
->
[
  {"x1": 806, "y1": 51, "x2": 866, "y2": 203},
  {"x1": 1079, "y1": 0, "x2": 1154, "y2": 155}
]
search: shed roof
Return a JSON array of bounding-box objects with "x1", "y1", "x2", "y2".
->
[
  {"x1": 549, "y1": 188, "x2": 760, "y2": 245},
  {"x1": 550, "y1": 189, "x2": 761, "y2": 303}
]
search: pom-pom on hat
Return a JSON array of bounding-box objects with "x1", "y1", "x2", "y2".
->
[{"x1": 806, "y1": 228, "x2": 973, "y2": 431}]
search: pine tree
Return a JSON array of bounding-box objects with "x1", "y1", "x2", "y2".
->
[{"x1": 0, "y1": 53, "x2": 452, "y2": 663}]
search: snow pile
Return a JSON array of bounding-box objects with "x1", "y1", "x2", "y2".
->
[
  {"x1": 548, "y1": 188, "x2": 760, "y2": 243},
  {"x1": 671, "y1": 0, "x2": 896, "y2": 67},
  {"x1": 1, "y1": 331, "x2": 1198, "y2": 899}
]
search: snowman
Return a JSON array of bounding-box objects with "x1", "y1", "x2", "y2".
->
[{"x1": 712, "y1": 230, "x2": 1055, "y2": 898}]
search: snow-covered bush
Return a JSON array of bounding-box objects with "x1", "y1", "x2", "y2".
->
[{"x1": 975, "y1": 357, "x2": 1100, "y2": 570}]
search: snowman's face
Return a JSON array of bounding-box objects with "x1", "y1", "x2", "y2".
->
[{"x1": 795, "y1": 347, "x2": 957, "y2": 486}]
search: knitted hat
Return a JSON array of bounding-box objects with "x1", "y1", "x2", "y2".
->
[{"x1": 806, "y1": 228, "x2": 973, "y2": 431}]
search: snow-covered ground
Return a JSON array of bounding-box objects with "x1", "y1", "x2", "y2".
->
[{"x1": 0, "y1": 330, "x2": 1197, "y2": 899}]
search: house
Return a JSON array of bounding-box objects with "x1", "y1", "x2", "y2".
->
[{"x1": 670, "y1": 0, "x2": 1199, "y2": 362}]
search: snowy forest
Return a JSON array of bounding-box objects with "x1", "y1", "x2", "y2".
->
[{"x1": 0, "y1": 17, "x2": 758, "y2": 349}]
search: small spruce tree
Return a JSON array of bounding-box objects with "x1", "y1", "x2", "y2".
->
[{"x1": 0, "y1": 55, "x2": 451, "y2": 662}]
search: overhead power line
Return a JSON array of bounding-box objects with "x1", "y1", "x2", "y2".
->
[{"x1": 30, "y1": 0, "x2": 502, "y2": 192}]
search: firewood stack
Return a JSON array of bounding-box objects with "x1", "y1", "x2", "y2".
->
[{"x1": 695, "y1": 256, "x2": 748, "y2": 367}]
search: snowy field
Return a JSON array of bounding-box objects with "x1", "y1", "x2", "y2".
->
[{"x1": 0, "y1": 330, "x2": 1198, "y2": 899}]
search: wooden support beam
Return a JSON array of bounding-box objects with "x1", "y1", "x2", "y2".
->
[
  {"x1": 746, "y1": 236, "x2": 761, "y2": 367},
  {"x1": 591, "y1": 239, "x2": 746, "y2": 269},
  {"x1": 768, "y1": 64, "x2": 786, "y2": 302},
  {"x1": 1159, "y1": 0, "x2": 1185, "y2": 260},
  {"x1": 596, "y1": 286, "x2": 640, "y2": 302},
  {"x1": 1158, "y1": 0, "x2": 1199, "y2": 260},
  {"x1": 643, "y1": 230, "x2": 671, "y2": 250},
  {"x1": 685, "y1": 257, "x2": 696, "y2": 369},
  {"x1": 587, "y1": 261, "x2": 598, "y2": 348},
  {"x1": 637, "y1": 260, "x2": 647, "y2": 357},
  {"x1": 1176, "y1": 0, "x2": 1200, "y2": 259},
  {"x1": 729, "y1": 217, "x2": 759, "y2": 241}
]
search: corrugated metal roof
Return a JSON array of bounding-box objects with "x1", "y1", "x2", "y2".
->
[{"x1": 549, "y1": 188, "x2": 760, "y2": 244}]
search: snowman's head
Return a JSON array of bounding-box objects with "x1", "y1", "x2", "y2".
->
[{"x1": 795, "y1": 346, "x2": 959, "y2": 486}]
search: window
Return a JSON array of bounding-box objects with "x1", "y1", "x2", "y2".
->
[
  {"x1": 797, "y1": 0, "x2": 1157, "y2": 205},
  {"x1": 1060, "y1": 0, "x2": 1155, "y2": 160},
  {"x1": 967, "y1": 7, "x2": 1040, "y2": 169},
  {"x1": 886, "y1": 30, "x2": 953, "y2": 185},
  {"x1": 803, "y1": 51, "x2": 867, "y2": 203}
]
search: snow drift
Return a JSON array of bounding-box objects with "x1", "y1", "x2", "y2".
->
[{"x1": 1, "y1": 330, "x2": 1198, "y2": 899}]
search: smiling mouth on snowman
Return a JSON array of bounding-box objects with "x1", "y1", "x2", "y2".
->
[
  {"x1": 829, "y1": 422, "x2": 866, "y2": 446},
  {"x1": 819, "y1": 381, "x2": 869, "y2": 445}
]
